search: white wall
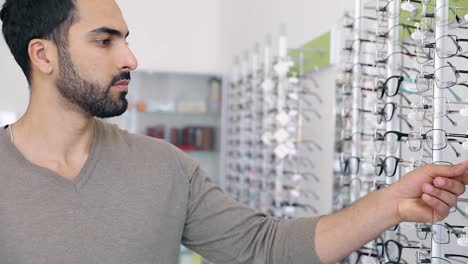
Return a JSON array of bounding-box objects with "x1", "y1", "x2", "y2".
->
[
  {"x1": 219, "y1": 0, "x2": 355, "y2": 71},
  {"x1": 115, "y1": 0, "x2": 223, "y2": 74},
  {"x1": 0, "y1": 39, "x2": 29, "y2": 115},
  {"x1": 0, "y1": 0, "x2": 29, "y2": 115}
]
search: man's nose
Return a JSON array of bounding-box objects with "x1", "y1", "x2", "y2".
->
[{"x1": 119, "y1": 45, "x2": 138, "y2": 72}]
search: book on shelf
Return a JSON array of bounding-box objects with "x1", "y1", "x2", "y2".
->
[{"x1": 146, "y1": 125, "x2": 215, "y2": 151}]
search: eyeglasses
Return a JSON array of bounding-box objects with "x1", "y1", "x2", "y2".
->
[
  {"x1": 349, "y1": 246, "x2": 382, "y2": 264},
  {"x1": 373, "y1": 130, "x2": 410, "y2": 153},
  {"x1": 375, "y1": 23, "x2": 423, "y2": 40},
  {"x1": 373, "y1": 101, "x2": 415, "y2": 124},
  {"x1": 420, "y1": 62, "x2": 468, "y2": 89},
  {"x1": 385, "y1": 239, "x2": 429, "y2": 263},
  {"x1": 340, "y1": 154, "x2": 374, "y2": 175},
  {"x1": 376, "y1": 0, "x2": 401, "y2": 19},
  {"x1": 404, "y1": 96, "x2": 468, "y2": 127},
  {"x1": 343, "y1": 13, "x2": 381, "y2": 28},
  {"x1": 408, "y1": 129, "x2": 468, "y2": 151},
  {"x1": 423, "y1": 96, "x2": 468, "y2": 118},
  {"x1": 287, "y1": 89, "x2": 323, "y2": 105},
  {"x1": 282, "y1": 170, "x2": 320, "y2": 183},
  {"x1": 416, "y1": 222, "x2": 467, "y2": 244},
  {"x1": 340, "y1": 129, "x2": 375, "y2": 140},
  {"x1": 422, "y1": 5, "x2": 468, "y2": 27},
  {"x1": 374, "y1": 75, "x2": 408, "y2": 99},
  {"x1": 417, "y1": 249, "x2": 468, "y2": 264},
  {"x1": 374, "y1": 155, "x2": 414, "y2": 177},
  {"x1": 428, "y1": 35, "x2": 468, "y2": 59}
]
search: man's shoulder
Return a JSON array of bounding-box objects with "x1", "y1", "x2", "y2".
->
[
  {"x1": 99, "y1": 120, "x2": 199, "y2": 175},
  {"x1": 99, "y1": 119, "x2": 175, "y2": 153}
]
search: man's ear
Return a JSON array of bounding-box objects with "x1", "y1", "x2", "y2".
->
[{"x1": 28, "y1": 39, "x2": 55, "y2": 75}]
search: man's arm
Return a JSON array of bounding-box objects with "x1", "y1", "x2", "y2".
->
[{"x1": 315, "y1": 161, "x2": 468, "y2": 263}]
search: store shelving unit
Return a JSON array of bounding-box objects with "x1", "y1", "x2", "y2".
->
[
  {"x1": 111, "y1": 71, "x2": 223, "y2": 184},
  {"x1": 223, "y1": 25, "x2": 332, "y2": 219},
  {"x1": 335, "y1": 0, "x2": 468, "y2": 262}
]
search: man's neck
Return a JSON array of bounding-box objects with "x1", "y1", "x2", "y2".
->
[{"x1": 12, "y1": 92, "x2": 96, "y2": 165}]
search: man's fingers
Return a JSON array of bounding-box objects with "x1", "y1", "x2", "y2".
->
[
  {"x1": 422, "y1": 193, "x2": 450, "y2": 221},
  {"x1": 449, "y1": 171, "x2": 468, "y2": 185},
  {"x1": 424, "y1": 160, "x2": 468, "y2": 179},
  {"x1": 423, "y1": 183, "x2": 459, "y2": 208},
  {"x1": 462, "y1": 171, "x2": 468, "y2": 185},
  {"x1": 433, "y1": 177, "x2": 466, "y2": 196}
]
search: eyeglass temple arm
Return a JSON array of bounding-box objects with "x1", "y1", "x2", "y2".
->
[
  {"x1": 404, "y1": 245, "x2": 427, "y2": 249},
  {"x1": 445, "y1": 223, "x2": 466, "y2": 229},
  {"x1": 456, "y1": 54, "x2": 468, "y2": 61},
  {"x1": 445, "y1": 115, "x2": 457, "y2": 127},
  {"x1": 446, "y1": 139, "x2": 461, "y2": 157},
  {"x1": 398, "y1": 115, "x2": 414, "y2": 130},
  {"x1": 400, "y1": 93, "x2": 412, "y2": 105},
  {"x1": 448, "y1": 86, "x2": 463, "y2": 102},
  {"x1": 455, "y1": 205, "x2": 468, "y2": 217},
  {"x1": 446, "y1": 133, "x2": 468, "y2": 138},
  {"x1": 444, "y1": 254, "x2": 468, "y2": 259}
]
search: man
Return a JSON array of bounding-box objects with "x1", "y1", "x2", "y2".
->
[{"x1": 0, "y1": 0, "x2": 467, "y2": 263}]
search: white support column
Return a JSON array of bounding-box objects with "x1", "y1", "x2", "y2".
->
[
  {"x1": 274, "y1": 25, "x2": 288, "y2": 216},
  {"x1": 350, "y1": 0, "x2": 363, "y2": 202},
  {"x1": 250, "y1": 44, "x2": 260, "y2": 209},
  {"x1": 261, "y1": 35, "x2": 273, "y2": 214},
  {"x1": 240, "y1": 51, "x2": 250, "y2": 205},
  {"x1": 386, "y1": 0, "x2": 401, "y2": 183},
  {"x1": 385, "y1": 0, "x2": 401, "y2": 250},
  {"x1": 432, "y1": 0, "x2": 448, "y2": 262}
]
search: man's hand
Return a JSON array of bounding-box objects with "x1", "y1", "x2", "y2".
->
[
  {"x1": 315, "y1": 160, "x2": 468, "y2": 263},
  {"x1": 388, "y1": 160, "x2": 468, "y2": 223}
]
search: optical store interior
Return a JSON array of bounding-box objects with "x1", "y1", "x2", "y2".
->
[{"x1": 2, "y1": 0, "x2": 468, "y2": 263}]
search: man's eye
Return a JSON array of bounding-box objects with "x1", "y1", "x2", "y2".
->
[{"x1": 96, "y1": 39, "x2": 111, "y2": 46}]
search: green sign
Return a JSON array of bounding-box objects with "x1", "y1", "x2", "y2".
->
[{"x1": 288, "y1": 31, "x2": 331, "y2": 74}]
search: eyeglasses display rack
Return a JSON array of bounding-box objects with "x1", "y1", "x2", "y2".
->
[
  {"x1": 335, "y1": 0, "x2": 468, "y2": 263},
  {"x1": 224, "y1": 26, "x2": 325, "y2": 218}
]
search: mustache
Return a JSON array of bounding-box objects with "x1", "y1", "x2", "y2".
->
[{"x1": 111, "y1": 72, "x2": 131, "y2": 85}]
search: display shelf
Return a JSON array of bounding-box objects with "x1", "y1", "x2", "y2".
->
[{"x1": 135, "y1": 110, "x2": 221, "y2": 116}]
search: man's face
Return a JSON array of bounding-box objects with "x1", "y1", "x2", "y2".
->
[{"x1": 55, "y1": 0, "x2": 138, "y2": 118}]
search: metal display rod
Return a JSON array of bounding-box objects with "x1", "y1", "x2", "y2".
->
[
  {"x1": 250, "y1": 45, "x2": 260, "y2": 209},
  {"x1": 384, "y1": 0, "x2": 402, "y2": 252},
  {"x1": 351, "y1": 0, "x2": 363, "y2": 202},
  {"x1": 432, "y1": 1, "x2": 448, "y2": 262},
  {"x1": 386, "y1": 0, "x2": 402, "y2": 184},
  {"x1": 240, "y1": 52, "x2": 250, "y2": 205},
  {"x1": 274, "y1": 25, "x2": 288, "y2": 216},
  {"x1": 261, "y1": 35, "x2": 273, "y2": 214}
]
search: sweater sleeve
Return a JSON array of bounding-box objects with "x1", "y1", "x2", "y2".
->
[{"x1": 180, "y1": 164, "x2": 322, "y2": 264}]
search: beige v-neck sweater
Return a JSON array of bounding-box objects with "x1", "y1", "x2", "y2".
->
[{"x1": 0, "y1": 119, "x2": 321, "y2": 264}]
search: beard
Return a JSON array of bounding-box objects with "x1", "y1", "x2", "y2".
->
[{"x1": 55, "y1": 47, "x2": 130, "y2": 118}]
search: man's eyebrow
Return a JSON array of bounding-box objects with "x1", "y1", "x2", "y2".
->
[{"x1": 88, "y1": 27, "x2": 130, "y2": 38}]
